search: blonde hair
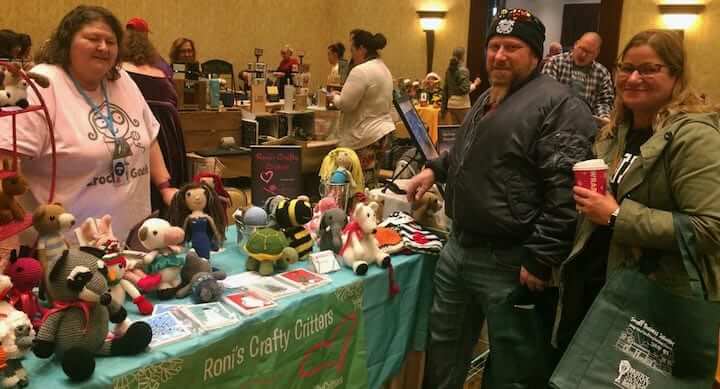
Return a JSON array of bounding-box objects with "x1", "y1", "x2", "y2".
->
[
  {"x1": 318, "y1": 147, "x2": 364, "y2": 194},
  {"x1": 600, "y1": 29, "x2": 713, "y2": 142},
  {"x1": 281, "y1": 44, "x2": 294, "y2": 55}
]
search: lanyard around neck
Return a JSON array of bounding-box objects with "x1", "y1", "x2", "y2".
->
[{"x1": 69, "y1": 73, "x2": 119, "y2": 141}]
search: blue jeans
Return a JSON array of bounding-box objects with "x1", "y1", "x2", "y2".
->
[{"x1": 423, "y1": 234, "x2": 535, "y2": 389}]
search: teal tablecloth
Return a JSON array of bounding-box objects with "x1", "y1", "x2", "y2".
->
[{"x1": 23, "y1": 227, "x2": 436, "y2": 388}]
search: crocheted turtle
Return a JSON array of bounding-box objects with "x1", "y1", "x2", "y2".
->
[{"x1": 244, "y1": 228, "x2": 298, "y2": 276}]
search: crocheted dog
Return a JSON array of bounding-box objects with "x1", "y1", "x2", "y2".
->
[
  {"x1": 340, "y1": 202, "x2": 390, "y2": 275},
  {"x1": 32, "y1": 248, "x2": 152, "y2": 381}
]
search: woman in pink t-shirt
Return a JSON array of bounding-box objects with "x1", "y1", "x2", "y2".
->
[{"x1": 0, "y1": 5, "x2": 177, "y2": 243}]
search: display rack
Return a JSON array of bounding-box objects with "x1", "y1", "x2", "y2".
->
[{"x1": 0, "y1": 61, "x2": 56, "y2": 241}]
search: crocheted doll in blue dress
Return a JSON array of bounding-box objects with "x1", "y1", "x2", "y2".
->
[{"x1": 168, "y1": 182, "x2": 227, "y2": 260}]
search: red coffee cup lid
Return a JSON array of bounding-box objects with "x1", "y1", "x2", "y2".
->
[{"x1": 573, "y1": 159, "x2": 608, "y2": 171}]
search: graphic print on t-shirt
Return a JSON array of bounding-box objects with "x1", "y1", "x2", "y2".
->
[
  {"x1": 611, "y1": 153, "x2": 637, "y2": 186},
  {"x1": 84, "y1": 102, "x2": 149, "y2": 187},
  {"x1": 85, "y1": 102, "x2": 145, "y2": 157}
]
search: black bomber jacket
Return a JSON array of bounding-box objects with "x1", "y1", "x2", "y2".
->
[{"x1": 428, "y1": 72, "x2": 597, "y2": 280}]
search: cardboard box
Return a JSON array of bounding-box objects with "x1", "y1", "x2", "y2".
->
[{"x1": 186, "y1": 152, "x2": 225, "y2": 178}]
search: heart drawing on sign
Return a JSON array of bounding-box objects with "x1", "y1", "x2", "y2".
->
[{"x1": 260, "y1": 170, "x2": 274, "y2": 183}]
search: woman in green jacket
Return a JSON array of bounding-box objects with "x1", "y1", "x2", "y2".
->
[{"x1": 557, "y1": 29, "x2": 720, "y2": 349}]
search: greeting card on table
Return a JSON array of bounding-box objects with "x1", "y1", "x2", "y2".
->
[
  {"x1": 309, "y1": 250, "x2": 341, "y2": 274},
  {"x1": 142, "y1": 311, "x2": 192, "y2": 349},
  {"x1": 275, "y1": 268, "x2": 331, "y2": 291},
  {"x1": 224, "y1": 288, "x2": 278, "y2": 316},
  {"x1": 248, "y1": 276, "x2": 300, "y2": 300},
  {"x1": 180, "y1": 302, "x2": 238, "y2": 331},
  {"x1": 152, "y1": 304, "x2": 187, "y2": 316},
  {"x1": 220, "y1": 271, "x2": 264, "y2": 289}
]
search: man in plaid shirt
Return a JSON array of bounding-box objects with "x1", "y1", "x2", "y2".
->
[{"x1": 543, "y1": 32, "x2": 614, "y2": 120}]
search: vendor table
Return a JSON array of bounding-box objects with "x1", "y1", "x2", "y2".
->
[{"x1": 24, "y1": 227, "x2": 436, "y2": 389}]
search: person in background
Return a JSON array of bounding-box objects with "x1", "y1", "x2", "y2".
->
[
  {"x1": 16, "y1": 33, "x2": 32, "y2": 62},
  {"x1": 272, "y1": 44, "x2": 299, "y2": 99},
  {"x1": 540, "y1": 41, "x2": 562, "y2": 68},
  {"x1": 126, "y1": 17, "x2": 172, "y2": 80},
  {"x1": 326, "y1": 42, "x2": 347, "y2": 86},
  {"x1": 169, "y1": 37, "x2": 196, "y2": 64},
  {"x1": 331, "y1": 29, "x2": 395, "y2": 188},
  {"x1": 558, "y1": 29, "x2": 720, "y2": 350},
  {"x1": 342, "y1": 29, "x2": 362, "y2": 82},
  {"x1": 406, "y1": 8, "x2": 596, "y2": 388},
  {"x1": 442, "y1": 47, "x2": 481, "y2": 124},
  {"x1": 543, "y1": 32, "x2": 614, "y2": 122},
  {"x1": 0, "y1": 5, "x2": 176, "y2": 243},
  {"x1": 122, "y1": 19, "x2": 186, "y2": 214},
  {"x1": 0, "y1": 29, "x2": 19, "y2": 59}
]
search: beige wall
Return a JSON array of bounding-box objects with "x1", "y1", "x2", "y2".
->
[
  {"x1": 619, "y1": 0, "x2": 720, "y2": 102},
  {"x1": 0, "y1": 0, "x2": 470, "y2": 89}
]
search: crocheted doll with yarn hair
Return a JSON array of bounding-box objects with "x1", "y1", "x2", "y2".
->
[
  {"x1": 168, "y1": 182, "x2": 227, "y2": 260},
  {"x1": 318, "y1": 147, "x2": 364, "y2": 195}
]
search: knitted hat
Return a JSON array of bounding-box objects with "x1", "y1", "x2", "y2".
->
[
  {"x1": 487, "y1": 8, "x2": 546, "y2": 59},
  {"x1": 126, "y1": 17, "x2": 150, "y2": 33}
]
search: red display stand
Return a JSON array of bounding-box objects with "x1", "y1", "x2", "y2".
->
[{"x1": 0, "y1": 61, "x2": 56, "y2": 241}]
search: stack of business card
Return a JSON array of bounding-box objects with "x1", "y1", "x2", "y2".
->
[
  {"x1": 309, "y1": 250, "x2": 341, "y2": 274},
  {"x1": 275, "y1": 268, "x2": 331, "y2": 291},
  {"x1": 141, "y1": 311, "x2": 192, "y2": 349},
  {"x1": 247, "y1": 276, "x2": 300, "y2": 300},
  {"x1": 178, "y1": 302, "x2": 239, "y2": 331},
  {"x1": 224, "y1": 288, "x2": 278, "y2": 316}
]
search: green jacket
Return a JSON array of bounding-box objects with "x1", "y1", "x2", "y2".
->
[
  {"x1": 553, "y1": 112, "x2": 720, "y2": 348},
  {"x1": 564, "y1": 112, "x2": 720, "y2": 300}
]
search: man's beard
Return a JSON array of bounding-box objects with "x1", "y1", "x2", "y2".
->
[{"x1": 488, "y1": 69, "x2": 512, "y2": 105}]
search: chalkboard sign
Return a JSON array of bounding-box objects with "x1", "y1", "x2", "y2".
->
[
  {"x1": 250, "y1": 145, "x2": 302, "y2": 206},
  {"x1": 436, "y1": 124, "x2": 459, "y2": 156}
]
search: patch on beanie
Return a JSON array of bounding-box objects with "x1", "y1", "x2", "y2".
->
[{"x1": 496, "y1": 19, "x2": 515, "y2": 34}]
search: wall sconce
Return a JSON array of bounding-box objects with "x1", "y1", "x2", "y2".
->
[
  {"x1": 417, "y1": 10, "x2": 447, "y2": 74},
  {"x1": 658, "y1": 3, "x2": 705, "y2": 30}
]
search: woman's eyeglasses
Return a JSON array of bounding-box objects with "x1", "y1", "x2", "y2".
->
[{"x1": 615, "y1": 63, "x2": 667, "y2": 77}]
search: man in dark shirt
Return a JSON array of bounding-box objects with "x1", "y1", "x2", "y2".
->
[{"x1": 407, "y1": 8, "x2": 597, "y2": 389}]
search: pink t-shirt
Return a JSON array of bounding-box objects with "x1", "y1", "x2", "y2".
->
[{"x1": 0, "y1": 64, "x2": 159, "y2": 243}]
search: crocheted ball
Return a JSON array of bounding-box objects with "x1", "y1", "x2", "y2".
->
[{"x1": 243, "y1": 206, "x2": 268, "y2": 226}]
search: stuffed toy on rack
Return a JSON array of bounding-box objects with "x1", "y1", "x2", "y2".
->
[
  {"x1": 137, "y1": 218, "x2": 186, "y2": 300},
  {"x1": 0, "y1": 175, "x2": 28, "y2": 224},
  {"x1": 32, "y1": 248, "x2": 152, "y2": 381},
  {"x1": 0, "y1": 63, "x2": 50, "y2": 109},
  {"x1": 168, "y1": 182, "x2": 226, "y2": 260},
  {"x1": 4, "y1": 247, "x2": 44, "y2": 330},
  {"x1": 275, "y1": 195, "x2": 314, "y2": 260},
  {"x1": 0, "y1": 275, "x2": 35, "y2": 388}
]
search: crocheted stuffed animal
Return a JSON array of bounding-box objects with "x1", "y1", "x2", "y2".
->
[
  {"x1": 318, "y1": 208, "x2": 347, "y2": 254},
  {"x1": 0, "y1": 175, "x2": 28, "y2": 224},
  {"x1": 0, "y1": 63, "x2": 49, "y2": 109},
  {"x1": 275, "y1": 196, "x2": 314, "y2": 260},
  {"x1": 137, "y1": 218, "x2": 186, "y2": 300},
  {"x1": 97, "y1": 252, "x2": 153, "y2": 315},
  {"x1": 340, "y1": 202, "x2": 390, "y2": 275},
  {"x1": 176, "y1": 250, "x2": 226, "y2": 303},
  {"x1": 32, "y1": 248, "x2": 152, "y2": 381},
  {"x1": 5, "y1": 247, "x2": 44, "y2": 330},
  {"x1": 0, "y1": 275, "x2": 35, "y2": 388}
]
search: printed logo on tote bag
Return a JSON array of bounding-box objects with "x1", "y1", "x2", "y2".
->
[
  {"x1": 616, "y1": 317, "x2": 675, "y2": 375},
  {"x1": 614, "y1": 360, "x2": 650, "y2": 389}
]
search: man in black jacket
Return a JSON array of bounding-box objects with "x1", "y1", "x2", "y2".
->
[{"x1": 406, "y1": 8, "x2": 597, "y2": 389}]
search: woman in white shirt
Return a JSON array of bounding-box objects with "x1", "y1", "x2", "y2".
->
[
  {"x1": 331, "y1": 30, "x2": 395, "y2": 187},
  {"x1": 0, "y1": 5, "x2": 176, "y2": 243}
]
